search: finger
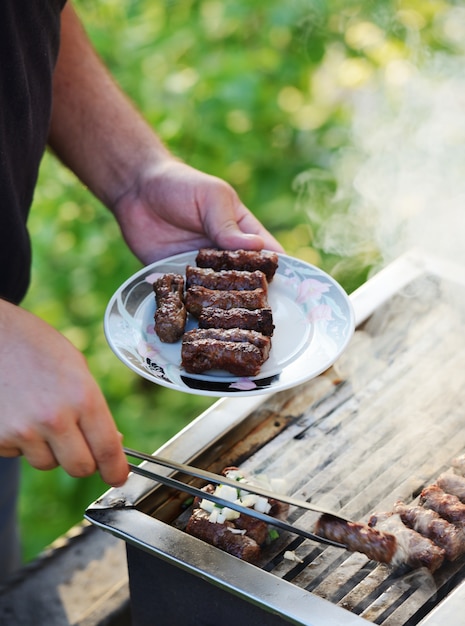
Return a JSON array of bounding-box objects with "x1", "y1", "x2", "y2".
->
[
  {"x1": 45, "y1": 416, "x2": 98, "y2": 478},
  {"x1": 0, "y1": 446, "x2": 23, "y2": 458},
  {"x1": 49, "y1": 412, "x2": 128, "y2": 486},
  {"x1": 21, "y1": 440, "x2": 59, "y2": 471},
  {"x1": 77, "y1": 393, "x2": 129, "y2": 487},
  {"x1": 0, "y1": 437, "x2": 59, "y2": 470}
]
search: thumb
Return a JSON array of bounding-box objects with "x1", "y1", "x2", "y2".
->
[
  {"x1": 214, "y1": 218, "x2": 265, "y2": 251},
  {"x1": 205, "y1": 199, "x2": 284, "y2": 252}
]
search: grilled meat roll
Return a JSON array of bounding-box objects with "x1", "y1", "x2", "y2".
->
[
  {"x1": 392, "y1": 500, "x2": 465, "y2": 561},
  {"x1": 420, "y1": 484, "x2": 465, "y2": 526},
  {"x1": 436, "y1": 471, "x2": 465, "y2": 503},
  {"x1": 372, "y1": 512, "x2": 445, "y2": 572},
  {"x1": 153, "y1": 272, "x2": 184, "y2": 304},
  {"x1": 186, "y1": 266, "x2": 268, "y2": 292},
  {"x1": 194, "y1": 484, "x2": 269, "y2": 545},
  {"x1": 315, "y1": 514, "x2": 398, "y2": 564},
  {"x1": 186, "y1": 466, "x2": 287, "y2": 563},
  {"x1": 196, "y1": 248, "x2": 279, "y2": 282},
  {"x1": 185, "y1": 285, "x2": 268, "y2": 318},
  {"x1": 153, "y1": 273, "x2": 186, "y2": 343},
  {"x1": 198, "y1": 306, "x2": 274, "y2": 337},
  {"x1": 181, "y1": 338, "x2": 266, "y2": 376},
  {"x1": 185, "y1": 509, "x2": 261, "y2": 562},
  {"x1": 183, "y1": 328, "x2": 271, "y2": 360}
]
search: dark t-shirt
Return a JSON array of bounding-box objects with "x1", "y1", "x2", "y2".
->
[{"x1": 0, "y1": 0, "x2": 66, "y2": 304}]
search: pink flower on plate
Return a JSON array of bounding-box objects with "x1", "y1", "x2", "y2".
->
[
  {"x1": 229, "y1": 378, "x2": 257, "y2": 391},
  {"x1": 137, "y1": 339, "x2": 160, "y2": 362},
  {"x1": 145, "y1": 272, "x2": 163, "y2": 284},
  {"x1": 296, "y1": 278, "x2": 331, "y2": 304},
  {"x1": 308, "y1": 303, "x2": 333, "y2": 323}
]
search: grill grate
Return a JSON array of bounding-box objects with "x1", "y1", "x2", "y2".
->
[{"x1": 171, "y1": 274, "x2": 465, "y2": 624}]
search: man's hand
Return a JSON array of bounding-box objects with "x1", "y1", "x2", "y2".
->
[
  {"x1": 0, "y1": 301, "x2": 128, "y2": 487},
  {"x1": 112, "y1": 157, "x2": 283, "y2": 265}
]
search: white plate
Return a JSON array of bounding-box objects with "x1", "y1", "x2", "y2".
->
[{"x1": 104, "y1": 251, "x2": 355, "y2": 397}]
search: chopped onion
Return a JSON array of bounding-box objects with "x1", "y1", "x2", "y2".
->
[
  {"x1": 222, "y1": 507, "x2": 240, "y2": 521},
  {"x1": 199, "y1": 499, "x2": 215, "y2": 513},
  {"x1": 200, "y1": 470, "x2": 279, "y2": 524},
  {"x1": 209, "y1": 506, "x2": 240, "y2": 524},
  {"x1": 239, "y1": 488, "x2": 253, "y2": 498},
  {"x1": 225, "y1": 528, "x2": 247, "y2": 535},
  {"x1": 254, "y1": 496, "x2": 271, "y2": 514},
  {"x1": 224, "y1": 469, "x2": 243, "y2": 481},
  {"x1": 215, "y1": 484, "x2": 239, "y2": 502},
  {"x1": 239, "y1": 494, "x2": 259, "y2": 508},
  {"x1": 284, "y1": 551, "x2": 304, "y2": 564}
]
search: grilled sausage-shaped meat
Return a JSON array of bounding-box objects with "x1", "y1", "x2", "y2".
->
[
  {"x1": 185, "y1": 509, "x2": 261, "y2": 562},
  {"x1": 371, "y1": 512, "x2": 445, "y2": 572},
  {"x1": 186, "y1": 266, "x2": 268, "y2": 292},
  {"x1": 196, "y1": 248, "x2": 279, "y2": 282},
  {"x1": 186, "y1": 468, "x2": 286, "y2": 563},
  {"x1": 181, "y1": 338, "x2": 266, "y2": 376},
  {"x1": 183, "y1": 328, "x2": 271, "y2": 360},
  {"x1": 185, "y1": 285, "x2": 268, "y2": 318},
  {"x1": 153, "y1": 273, "x2": 186, "y2": 343},
  {"x1": 315, "y1": 513, "x2": 398, "y2": 564},
  {"x1": 193, "y1": 484, "x2": 269, "y2": 545},
  {"x1": 392, "y1": 500, "x2": 465, "y2": 561},
  {"x1": 436, "y1": 471, "x2": 465, "y2": 503},
  {"x1": 420, "y1": 484, "x2": 465, "y2": 525},
  {"x1": 198, "y1": 306, "x2": 274, "y2": 337}
]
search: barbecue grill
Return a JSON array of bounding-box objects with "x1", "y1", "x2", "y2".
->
[{"x1": 86, "y1": 250, "x2": 465, "y2": 625}]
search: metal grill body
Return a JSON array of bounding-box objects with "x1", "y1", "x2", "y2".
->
[{"x1": 86, "y1": 252, "x2": 465, "y2": 626}]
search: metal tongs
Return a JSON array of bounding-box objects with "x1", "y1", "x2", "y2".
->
[{"x1": 124, "y1": 447, "x2": 349, "y2": 550}]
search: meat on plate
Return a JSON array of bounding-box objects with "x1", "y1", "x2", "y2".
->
[{"x1": 152, "y1": 249, "x2": 278, "y2": 377}]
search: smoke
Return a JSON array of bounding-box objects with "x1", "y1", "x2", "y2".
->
[
  {"x1": 348, "y1": 54, "x2": 465, "y2": 267},
  {"x1": 304, "y1": 31, "x2": 465, "y2": 273}
]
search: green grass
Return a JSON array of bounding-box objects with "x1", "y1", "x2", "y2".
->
[{"x1": 19, "y1": 0, "x2": 459, "y2": 562}]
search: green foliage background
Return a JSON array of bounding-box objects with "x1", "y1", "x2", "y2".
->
[{"x1": 20, "y1": 0, "x2": 461, "y2": 561}]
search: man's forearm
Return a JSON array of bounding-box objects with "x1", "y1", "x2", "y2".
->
[{"x1": 48, "y1": 2, "x2": 171, "y2": 208}]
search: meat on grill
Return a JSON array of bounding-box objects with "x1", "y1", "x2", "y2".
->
[
  {"x1": 392, "y1": 500, "x2": 465, "y2": 561},
  {"x1": 420, "y1": 484, "x2": 465, "y2": 526},
  {"x1": 183, "y1": 328, "x2": 271, "y2": 360},
  {"x1": 153, "y1": 273, "x2": 187, "y2": 343},
  {"x1": 185, "y1": 509, "x2": 261, "y2": 562},
  {"x1": 315, "y1": 514, "x2": 398, "y2": 564},
  {"x1": 186, "y1": 467, "x2": 287, "y2": 563},
  {"x1": 191, "y1": 484, "x2": 269, "y2": 545},
  {"x1": 181, "y1": 338, "x2": 266, "y2": 376},
  {"x1": 186, "y1": 266, "x2": 268, "y2": 292},
  {"x1": 196, "y1": 248, "x2": 279, "y2": 282},
  {"x1": 185, "y1": 285, "x2": 268, "y2": 318},
  {"x1": 371, "y1": 512, "x2": 446, "y2": 573},
  {"x1": 436, "y1": 471, "x2": 465, "y2": 503},
  {"x1": 198, "y1": 307, "x2": 275, "y2": 337}
]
